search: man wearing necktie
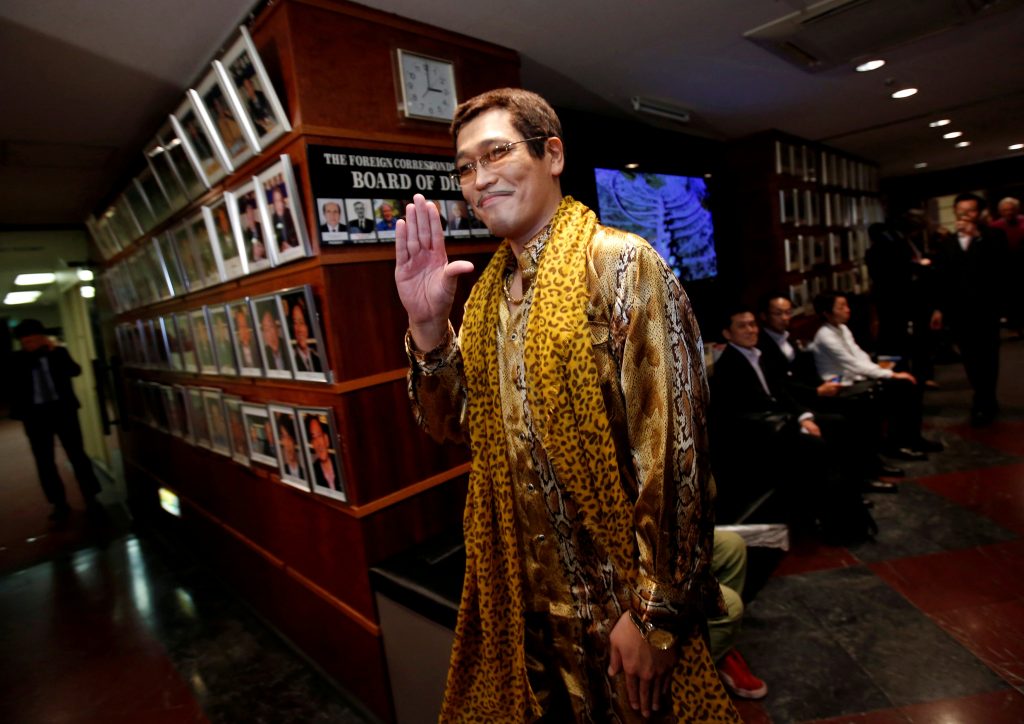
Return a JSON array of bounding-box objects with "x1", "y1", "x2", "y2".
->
[{"x1": 10, "y1": 319, "x2": 101, "y2": 523}]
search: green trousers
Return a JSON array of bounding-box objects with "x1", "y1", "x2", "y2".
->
[{"x1": 708, "y1": 530, "x2": 747, "y2": 663}]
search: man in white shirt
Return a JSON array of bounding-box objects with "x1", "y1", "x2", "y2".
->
[{"x1": 812, "y1": 292, "x2": 942, "y2": 459}]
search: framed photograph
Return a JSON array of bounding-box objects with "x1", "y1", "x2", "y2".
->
[
  {"x1": 147, "y1": 383, "x2": 170, "y2": 431},
  {"x1": 207, "y1": 304, "x2": 238, "y2": 376},
  {"x1": 114, "y1": 195, "x2": 144, "y2": 243},
  {"x1": 188, "y1": 387, "x2": 211, "y2": 448},
  {"x1": 345, "y1": 198, "x2": 377, "y2": 242},
  {"x1": 316, "y1": 197, "x2": 349, "y2": 244},
  {"x1": 777, "y1": 190, "x2": 788, "y2": 226},
  {"x1": 170, "y1": 98, "x2": 228, "y2": 187},
  {"x1": 278, "y1": 285, "x2": 329, "y2": 382},
  {"x1": 269, "y1": 404, "x2": 309, "y2": 490},
  {"x1": 227, "y1": 299, "x2": 263, "y2": 376},
  {"x1": 800, "y1": 235, "x2": 815, "y2": 272},
  {"x1": 373, "y1": 198, "x2": 400, "y2": 240},
  {"x1": 144, "y1": 240, "x2": 174, "y2": 302},
  {"x1": 137, "y1": 164, "x2": 173, "y2": 225},
  {"x1": 155, "y1": 234, "x2": 187, "y2": 297},
  {"x1": 124, "y1": 180, "x2": 157, "y2": 233},
  {"x1": 258, "y1": 155, "x2": 310, "y2": 265},
  {"x1": 186, "y1": 210, "x2": 225, "y2": 287},
  {"x1": 171, "y1": 385, "x2": 191, "y2": 440},
  {"x1": 789, "y1": 281, "x2": 807, "y2": 313},
  {"x1": 828, "y1": 232, "x2": 842, "y2": 266},
  {"x1": 161, "y1": 385, "x2": 181, "y2": 437},
  {"x1": 447, "y1": 199, "x2": 473, "y2": 237},
  {"x1": 784, "y1": 238, "x2": 801, "y2": 273},
  {"x1": 202, "y1": 388, "x2": 231, "y2": 457},
  {"x1": 223, "y1": 396, "x2": 249, "y2": 465},
  {"x1": 190, "y1": 67, "x2": 256, "y2": 171},
  {"x1": 774, "y1": 140, "x2": 783, "y2": 175},
  {"x1": 144, "y1": 140, "x2": 188, "y2": 214},
  {"x1": 149, "y1": 318, "x2": 172, "y2": 369},
  {"x1": 467, "y1": 205, "x2": 488, "y2": 237},
  {"x1": 155, "y1": 120, "x2": 207, "y2": 198},
  {"x1": 174, "y1": 311, "x2": 199, "y2": 373},
  {"x1": 189, "y1": 308, "x2": 218, "y2": 375},
  {"x1": 126, "y1": 251, "x2": 158, "y2": 307},
  {"x1": 298, "y1": 407, "x2": 346, "y2": 502},
  {"x1": 161, "y1": 314, "x2": 184, "y2": 371},
  {"x1": 203, "y1": 196, "x2": 246, "y2": 280},
  {"x1": 241, "y1": 404, "x2": 276, "y2": 466},
  {"x1": 812, "y1": 235, "x2": 826, "y2": 265},
  {"x1": 793, "y1": 189, "x2": 804, "y2": 227},
  {"x1": 252, "y1": 294, "x2": 293, "y2": 379},
  {"x1": 227, "y1": 181, "x2": 271, "y2": 274},
  {"x1": 219, "y1": 26, "x2": 291, "y2": 151},
  {"x1": 168, "y1": 225, "x2": 205, "y2": 293}
]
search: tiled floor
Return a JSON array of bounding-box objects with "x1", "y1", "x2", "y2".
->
[{"x1": 0, "y1": 337, "x2": 1021, "y2": 723}]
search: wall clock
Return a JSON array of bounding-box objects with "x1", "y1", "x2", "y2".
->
[{"x1": 397, "y1": 49, "x2": 457, "y2": 122}]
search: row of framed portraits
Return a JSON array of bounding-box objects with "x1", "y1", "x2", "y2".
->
[
  {"x1": 314, "y1": 196, "x2": 488, "y2": 245},
  {"x1": 787, "y1": 267, "x2": 867, "y2": 313},
  {"x1": 129, "y1": 382, "x2": 347, "y2": 503},
  {"x1": 783, "y1": 228, "x2": 868, "y2": 273},
  {"x1": 774, "y1": 141, "x2": 879, "y2": 192},
  {"x1": 778, "y1": 188, "x2": 884, "y2": 229},
  {"x1": 87, "y1": 26, "x2": 291, "y2": 260},
  {"x1": 101, "y1": 155, "x2": 309, "y2": 313},
  {"x1": 115, "y1": 285, "x2": 331, "y2": 384}
]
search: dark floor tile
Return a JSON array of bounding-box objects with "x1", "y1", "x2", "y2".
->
[
  {"x1": 931, "y1": 598, "x2": 1024, "y2": 690},
  {"x1": 847, "y1": 482, "x2": 1016, "y2": 563},
  {"x1": 772, "y1": 535, "x2": 861, "y2": 578},
  {"x1": 896, "y1": 688, "x2": 1024, "y2": 723},
  {"x1": 945, "y1": 420, "x2": 1024, "y2": 457},
  {"x1": 881, "y1": 428, "x2": 1020, "y2": 480},
  {"x1": 918, "y1": 462, "x2": 1024, "y2": 535},
  {"x1": 803, "y1": 708, "x2": 909, "y2": 723},
  {"x1": 871, "y1": 542, "x2": 1024, "y2": 614},
  {"x1": 730, "y1": 698, "x2": 772, "y2": 723}
]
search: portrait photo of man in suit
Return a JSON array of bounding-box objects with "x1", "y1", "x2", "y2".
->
[{"x1": 346, "y1": 199, "x2": 375, "y2": 234}]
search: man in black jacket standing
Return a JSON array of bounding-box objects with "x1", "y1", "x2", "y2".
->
[
  {"x1": 930, "y1": 193, "x2": 1009, "y2": 426},
  {"x1": 10, "y1": 319, "x2": 101, "y2": 522}
]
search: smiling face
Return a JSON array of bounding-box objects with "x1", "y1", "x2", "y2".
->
[
  {"x1": 291, "y1": 302, "x2": 309, "y2": 351},
  {"x1": 324, "y1": 203, "x2": 341, "y2": 226},
  {"x1": 309, "y1": 418, "x2": 329, "y2": 462},
  {"x1": 454, "y1": 108, "x2": 563, "y2": 249},
  {"x1": 379, "y1": 203, "x2": 394, "y2": 222},
  {"x1": 723, "y1": 311, "x2": 759, "y2": 349},
  {"x1": 260, "y1": 309, "x2": 279, "y2": 351}
]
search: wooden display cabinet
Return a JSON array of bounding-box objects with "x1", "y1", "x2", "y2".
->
[{"x1": 101, "y1": 1, "x2": 519, "y2": 720}]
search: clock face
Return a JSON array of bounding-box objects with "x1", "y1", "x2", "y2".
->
[{"x1": 398, "y1": 50, "x2": 457, "y2": 122}]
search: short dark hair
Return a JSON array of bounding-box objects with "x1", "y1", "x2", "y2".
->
[
  {"x1": 13, "y1": 318, "x2": 46, "y2": 339},
  {"x1": 954, "y1": 192, "x2": 986, "y2": 211},
  {"x1": 756, "y1": 291, "x2": 791, "y2": 316},
  {"x1": 450, "y1": 88, "x2": 561, "y2": 160},
  {"x1": 813, "y1": 291, "x2": 845, "y2": 317},
  {"x1": 719, "y1": 304, "x2": 755, "y2": 336}
]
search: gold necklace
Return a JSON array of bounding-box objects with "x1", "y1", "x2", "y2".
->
[{"x1": 503, "y1": 272, "x2": 524, "y2": 305}]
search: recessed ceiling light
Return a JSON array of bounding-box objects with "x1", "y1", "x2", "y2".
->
[
  {"x1": 891, "y1": 88, "x2": 918, "y2": 99},
  {"x1": 929, "y1": 119, "x2": 951, "y2": 127},
  {"x1": 1010, "y1": 143, "x2": 1024, "y2": 151},
  {"x1": 955, "y1": 141, "x2": 971, "y2": 148},
  {"x1": 943, "y1": 131, "x2": 963, "y2": 140},
  {"x1": 704, "y1": 173, "x2": 712, "y2": 178},
  {"x1": 80, "y1": 285, "x2": 96, "y2": 299},
  {"x1": 624, "y1": 163, "x2": 639, "y2": 170},
  {"x1": 914, "y1": 162, "x2": 928, "y2": 169},
  {"x1": 4, "y1": 291, "x2": 42, "y2": 305},
  {"x1": 856, "y1": 59, "x2": 886, "y2": 72},
  {"x1": 14, "y1": 272, "x2": 56, "y2": 286},
  {"x1": 77, "y1": 269, "x2": 94, "y2": 282}
]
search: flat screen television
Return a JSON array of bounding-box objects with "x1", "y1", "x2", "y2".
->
[{"x1": 593, "y1": 168, "x2": 718, "y2": 282}]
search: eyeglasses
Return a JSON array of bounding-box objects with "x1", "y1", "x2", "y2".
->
[{"x1": 449, "y1": 136, "x2": 548, "y2": 184}]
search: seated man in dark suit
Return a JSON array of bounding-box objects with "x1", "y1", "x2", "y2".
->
[
  {"x1": 757, "y1": 292, "x2": 904, "y2": 480},
  {"x1": 710, "y1": 306, "x2": 880, "y2": 542},
  {"x1": 10, "y1": 319, "x2": 102, "y2": 523}
]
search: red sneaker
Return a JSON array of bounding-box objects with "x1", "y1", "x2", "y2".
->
[{"x1": 717, "y1": 649, "x2": 768, "y2": 699}]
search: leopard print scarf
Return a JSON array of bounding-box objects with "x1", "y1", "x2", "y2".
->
[{"x1": 443, "y1": 197, "x2": 635, "y2": 721}]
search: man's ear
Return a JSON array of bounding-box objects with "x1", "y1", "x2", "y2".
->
[
  {"x1": 545, "y1": 137, "x2": 565, "y2": 177},
  {"x1": 721, "y1": 327, "x2": 734, "y2": 344}
]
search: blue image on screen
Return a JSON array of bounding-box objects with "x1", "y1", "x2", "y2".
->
[{"x1": 594, "y1": 168, "x2": 718, "y2": 282}]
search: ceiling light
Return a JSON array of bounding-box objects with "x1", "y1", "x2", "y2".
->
[
  {"x1": 942, "y1": 131, "x2": 963, "y2": 139},
  {"x1": 1010, "y1": 143, "x2": 1024, "y2": 151},
  {"x1": 77, "y1": 269, "x2": 94, "y2": 282},
  {"x1": 929, "y1": 119, "x2": 951, "y2": 127},
  {"x1": 855, "y1": 59, "x2": 885, "y2": 72},
  {"x1": 914, "y1": 162, "x2": 928, "y2": 169},
  {"x1": 5, "y1": 291, "x2": 43, "y2": 305},
  {"x1": 14, "y1": 272, "x2": 56, "y2": 286},
  {"x1": 624, "y1": 163, "x2": 639, "y2": 170},
  {"x1": 891, "y1": 88, "x2": 918, "y2": 99},
  {"x1": 704, "y1": 173, "x2": 713, "y2": 178},
  {"x1": 80, "y1": 285, "x2": 96, "y2": 299},
  {"x1": 955, "y1": 141, "x2": 971, "y2": 148}
]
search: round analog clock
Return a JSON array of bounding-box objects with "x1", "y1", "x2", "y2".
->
[{"x1": 397, "y1": 49, "x2": 457, "y2": 122}]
